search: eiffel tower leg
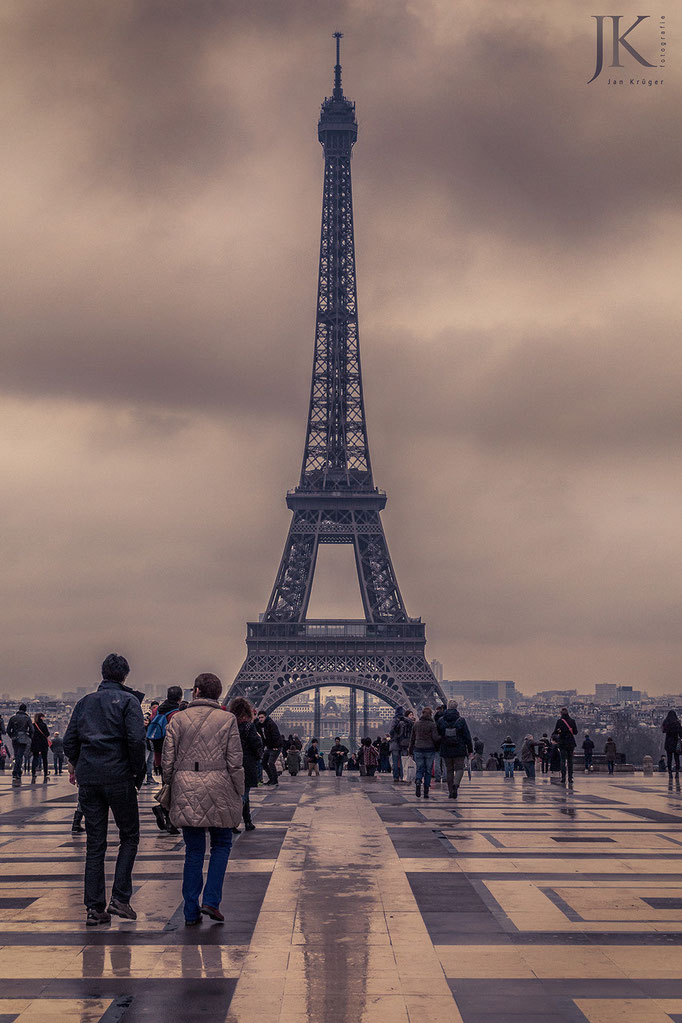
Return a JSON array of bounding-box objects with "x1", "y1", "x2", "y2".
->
[
  {"x1": 314, "y1": 687, "x2": 321, "y2": 739},
  {"x1": 353, "y1": 512, "x2": 406, "y2": 623},
  {"x1": 349, "y1": 687, "x2": 357, "y2": 751}
]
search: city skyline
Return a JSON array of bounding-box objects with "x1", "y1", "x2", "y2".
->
[{"x1": 2, "y1": 2, "x2": 680, "y2": 697}]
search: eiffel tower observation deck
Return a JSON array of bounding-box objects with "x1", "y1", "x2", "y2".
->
[{"x1": 227, "y1": 35, "x2": 446, "y2": 716}]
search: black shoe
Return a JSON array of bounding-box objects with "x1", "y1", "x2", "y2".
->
[
  {"x1": 185, "y1": 917, "x2": 201, "y2": 927},
  {"x1": 232, "y1": 826, "x2": 242, "y2": 834},
  {"x1": 452, "y1": 786, "x2": 458, "y2": 799},
  {"x1": 152, "y1": 806, "x2": 167, "y2": 831},
  {"x1": 415, "y1": 783, "x2": 421, "y2": 797},
  {"x1": 423, "y1": 789, "x2": 429, "y2": 799},
  {"x1": 71, "y1": 825, "x2": 85, "y2": 834},
  {"x1": 108, "y1": 898, "x2": 137, "y2": 920},
  {"x1": 86, "y1": 908, "x2": 111, "y2": 927},
  {"x1": 245, "y1": 822, "x2": 256, "y2": 831},
  {"x1": 166, "y1": 825, "x2": 180, "y2": 835}
]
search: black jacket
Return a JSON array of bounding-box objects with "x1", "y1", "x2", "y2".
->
[
  {"x1": 256, "y1": 715, "x2": 282, "y2": 751},
  {"x1": 31, "y1": 720, "x2": 50, "y2": 755},
  {"x1": 238, "y1": 719, "x2": 264, "y2": 789},
  {"x1": 437, "y1": 708, "x2": 473, "y2": 758},
  {"x1": 63, "y1": 680, "x2": 146, "y2": 786},
  {"x1": 662, "y1": 718, "x2": 682, "y2": 753},
  {"x1": 330, "y1": 743, "x2": 349, "y2": 764},
  {"x1": 7, "y1": 712, "x2": 33, "y2": 744},
  {"x1": 553, "y1": 715, "x2": 577, "y2": 750}
]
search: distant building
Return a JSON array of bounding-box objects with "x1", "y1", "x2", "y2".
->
[
  {"x1": 429, "y1": 659, "x2": 444, "y2": 684},
  {"x1": 534, "y1": 689, "x2": 578, "y2": 703},
  {"x1": 442, "y1": 680, "x2": 516, "y2": 702},
  {"x1": 595, "y1": 683, "x2": 645, "y2": 704}
]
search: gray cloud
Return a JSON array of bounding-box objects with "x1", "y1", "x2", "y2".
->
[{"x1": 1, "y1": 0, "x2": 680, "y2": 697}]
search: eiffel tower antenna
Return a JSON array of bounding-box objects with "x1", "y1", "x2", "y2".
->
[{"x1": 226, "y1": 38, "x2": 446, "y2": 724}]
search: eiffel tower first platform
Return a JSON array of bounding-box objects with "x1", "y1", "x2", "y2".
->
[{"x1": 226, "y1": 35, "x2": 446, "y2": 717}]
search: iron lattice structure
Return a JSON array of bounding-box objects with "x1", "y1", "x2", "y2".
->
[{"x1": 227, "y1": 36, "x2": 445, "y2": 715}]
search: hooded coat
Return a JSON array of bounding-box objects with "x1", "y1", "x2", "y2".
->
[{"x1": 162, "y1": 699, "x2": 244, "y2": 829}]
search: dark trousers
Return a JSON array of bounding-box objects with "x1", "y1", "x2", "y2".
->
[
  {"x1": 11, "y1": 741, "x2": 29, "y2": 778},
  {"x1": 607, "y1": 759, "x2": 615, "y2": 775},
  {"x1": 560, "y1": 748, "x2": 574, "y2": 783},
  {"x1": 182, "y1": 827, "x2": 232, "y2": 921},
  {"x1": 53, "y1": 753, "x2": 64, "y2": 774},
  {"x1": 584, "y1": 754, "x2": 593, "y2": 771},
  {"x1": 79, "y1": 781, "x2": 139, "y2": 911},
  {"x1": 523, "y1": 761, "x2": 536, "y2": 779},
  {"x1": 334, "y1": 761, "x2": 344, "y2": 777},
  {"x1": 263, "y1": 749, "x2": 279, "y2": 784},
  {"x1": 541, "y1": 755, "x2": 550, "y2": 774},
  {"x1": 242, "y1": 787, "x2": 252, "y2": 825},
  {"x1": 32, "y1": 751, "x2": 48, "y2": 778},
  {"x1": 380, "y1": 754, "x2": 391, "y2": 773},
  {"x1": 667, "y1": 750, "x2": 680, "y2": 775}
]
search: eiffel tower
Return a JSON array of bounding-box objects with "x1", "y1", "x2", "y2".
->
[{"x1": 226, "y1": 35, "x2": 446, "y2": 721}]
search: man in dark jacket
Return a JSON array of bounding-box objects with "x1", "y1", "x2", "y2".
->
[
  {"x1": 7, "y1": 704, "x2": 34, "y2": 786},
  {"x1": 329, "y1": 738, "x2": 349, "y2": 777},
  {"x1": 553, "y1": 707, "x2": 578, "y2": 786},
  {"x1": 256, "y1": 711, "x2": 282, "y2": 786},
  {"x1": 582, "y1": 733, "x2": 595, "y2": 772},
  {"x1": 63, "y1": 653, "x2": 146, "y2": 927},
  {"x1": 437, "y1": 700, "x2": 473, "y2": 799}
]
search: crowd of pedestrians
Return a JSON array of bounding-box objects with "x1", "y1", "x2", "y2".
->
[{"x1": 4, "y1": 658, "x2": 682, "y2": 928}]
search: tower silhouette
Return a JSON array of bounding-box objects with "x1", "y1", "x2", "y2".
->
[{"x1": 227, "y1": 35, "x2": 445, "y2": 716}]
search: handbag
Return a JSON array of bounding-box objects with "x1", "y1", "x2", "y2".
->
[{"x1": 154, "y1": 783, "x2": 172, "y2": 810}]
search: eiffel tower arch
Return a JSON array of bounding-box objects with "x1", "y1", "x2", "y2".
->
[{"x1": 226, "y1": 35, "x2": 446, "y2": 717}]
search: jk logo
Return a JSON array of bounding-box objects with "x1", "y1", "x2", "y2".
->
[{"x1": 588, "y1": 15, "x2": 657, "y2": 82}]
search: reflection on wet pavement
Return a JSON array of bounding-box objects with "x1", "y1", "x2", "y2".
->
[{"x1": 1, "y1": 771, "x2": 682, "y2": 1020}]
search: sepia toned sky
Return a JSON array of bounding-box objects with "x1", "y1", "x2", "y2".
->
[{"x1": 2, "y1": 0, "x2": 681, "y2": 699}]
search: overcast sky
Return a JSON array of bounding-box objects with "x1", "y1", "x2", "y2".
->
[{"x1": 2, "y1": 0, "x2": 680, "y2": 700}]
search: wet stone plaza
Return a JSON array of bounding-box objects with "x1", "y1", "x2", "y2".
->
[{"x1": 0, "y1": 773, "x2": 682, "y2": 1022}]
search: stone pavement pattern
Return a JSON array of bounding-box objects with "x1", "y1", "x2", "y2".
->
[{"x1": 0, "y1": 771, "x2": 681, "y2": 1021}]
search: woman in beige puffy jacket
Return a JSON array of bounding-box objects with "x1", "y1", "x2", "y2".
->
[{"x1": 161, "y1": 673, "x2": 244, "y2": 926}]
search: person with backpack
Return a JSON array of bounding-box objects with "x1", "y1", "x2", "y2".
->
[
  {"x1": 408, "y1": 706, "x2": 440, "y2": 799},
  {"x1": 500, "y1": 736, "x2": 516, "y2": 778},
  {"x1": 437, "y1": 700, "x2": 473, "y2": 799},
  {"x1": 389, "y1": 707, "x2": 412, "y2": 783},
  {"x1": 148, "y1": 687, "x2": 183, "y2": 834},
  {"x1": 553, "y1": 707, "x2": 578, "y2": 786},
  {"x1": 661, "y1": 710, "x2": 682, "y2": 780},
  {"x1": 7, "y1": 704, "x2": 34, "y2": 787}
]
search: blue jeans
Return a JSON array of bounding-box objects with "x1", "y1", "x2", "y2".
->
[
  {"x1": 523, "y1": 761, "x2": 535, "y2": 779},
  {"x1": 414, "y1": 750, "x2": 435, "y2": 789},
  {"x1": 391, "y1": 751, "x2": 403, "y2": 780},
  {"x1": 504, "y1": 760, "x2": 514, "y2": 777},
  {"x1": 182, "y1": 827, "x2": 233, "y2": 921}
]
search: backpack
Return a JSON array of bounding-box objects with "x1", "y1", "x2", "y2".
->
[{"x1": 146, "y1": 710, "x2": 177, "y2": 742}]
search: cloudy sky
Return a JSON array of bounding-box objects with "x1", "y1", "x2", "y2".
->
[{"x1": 2, "y1": 0, "x2": 680, "y2": 699}]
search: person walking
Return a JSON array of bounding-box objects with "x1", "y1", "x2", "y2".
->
[
  {"x1": 305, "y1": 739, "x2": 320, "y2": 777},
  {"x1": 148, "y1": 689, "x2": 184, "y2": 834},
  {"x1": 163, "y1": 673, "x2": 244, "y2": 926},
  {"x1": 51, "y1": 732, "x2": 65, "y2": 775},
  {"x1": 227, "y1": 697, "x2": 263, "y2": 833},
  {"x1": 520, "y1": 735, "x2": 536, "y2": 780},
  {"x1": 31, "y1": 713, "x2": 50, "y2": 783},
  {"x1": 255, "y1": 711, "x2": 282, "y2": 787},
  {"x1": 553, "y1": 707, "x2": 578, "y2": 786},
  {"x1": 408, "y1": 707, "x2": 440, "y2": 799},
  {"x1": 501, "y1": 736, "x2": 516, "y2": 779},
  {"x1": 359, "y1": 737, "x2": 379, "y2": 776},
  {"x1": 661, "y1": 710, "x2": 682, "y2": 780},
  {"x1": 582, "y1": 733, "x2": 595, "y2": 772},
  {"x1": 63, "y1": 653, "x2": 146, "y2": 926},
  {"x1": 389, "y1": 707, "x2": 412, "y2": 783},
  {"x1": 604, "y1": 736, "x2": 617, "y2": 775},
  {"x1": 437, "y1": 700, "x2": 473, "y2": 799},
  {"x1": 7, "y1": 704, "x2": 34, "y2": 787},
  {"x1": 329, "y1": 737, "x2": 349, "y2": 777},
  {"x1": 538, "y1": 733, "x2": 551, "y2": 774}
]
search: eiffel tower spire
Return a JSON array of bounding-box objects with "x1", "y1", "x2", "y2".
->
[{"x1": 226, "y1": 38, "x2": 445, "y2": 717}]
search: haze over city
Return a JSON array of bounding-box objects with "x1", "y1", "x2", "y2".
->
[{"x1": 2, "y1": 0, "x2": 680, "y2": 699}]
